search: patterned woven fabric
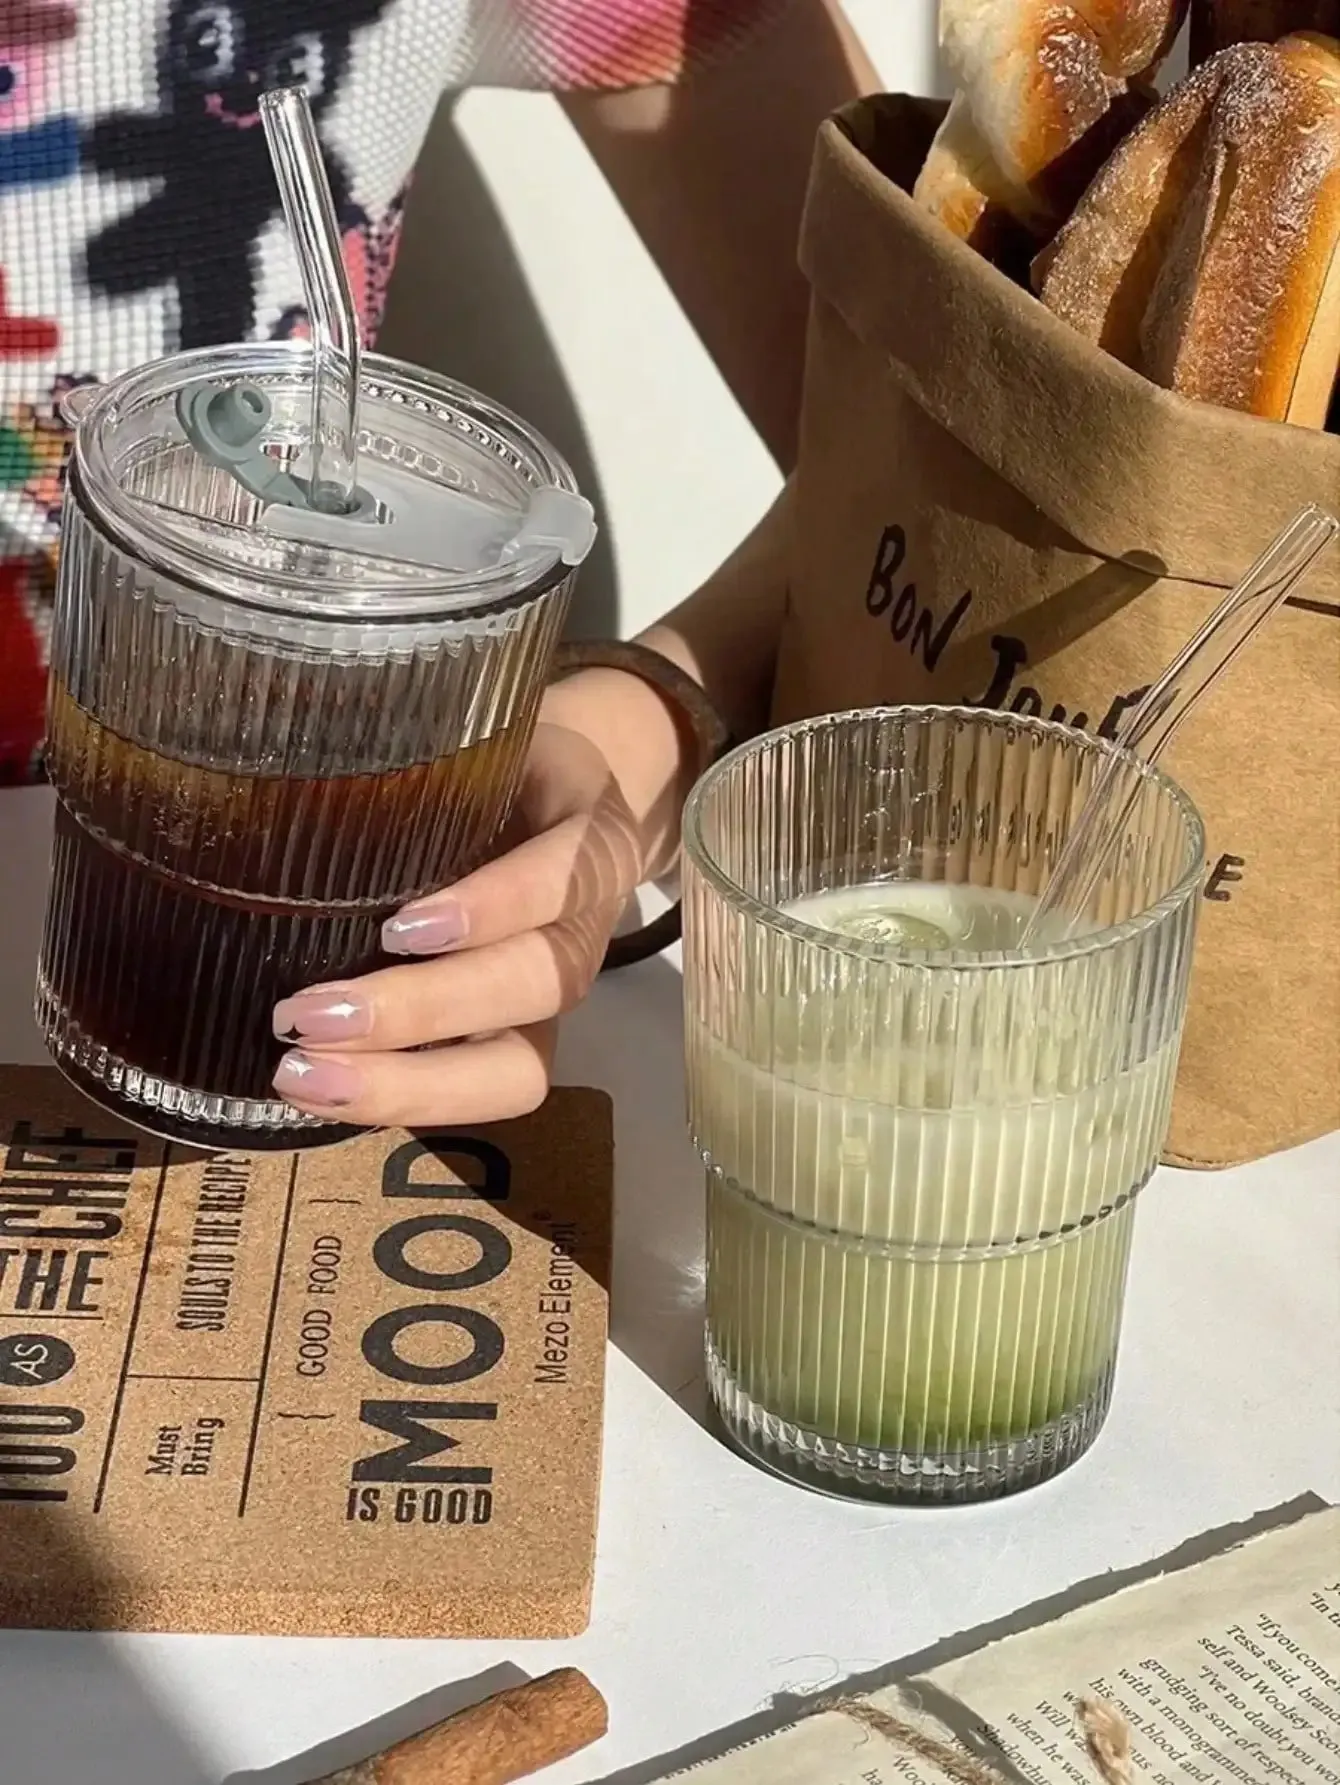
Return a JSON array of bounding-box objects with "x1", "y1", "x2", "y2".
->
[
  {"x1": 0, "y1": 0, "x2": 788, "y2": 782},
  {"x1": 467, "y1": 0, "x2": 790, "y2": 87}
]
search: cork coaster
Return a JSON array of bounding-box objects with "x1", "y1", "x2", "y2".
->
[{"x1": 0, "y1": 1066, "x2": 612, "y2": 1639}]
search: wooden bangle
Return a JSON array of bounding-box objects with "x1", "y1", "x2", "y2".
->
[{"x1": 549, "y1": 639, "x2": 732, "y2": 973}]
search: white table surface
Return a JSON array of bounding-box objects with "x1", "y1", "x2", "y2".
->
[{"x1": 2, "y1": 783, "x2": 1337, "y2": 1784}]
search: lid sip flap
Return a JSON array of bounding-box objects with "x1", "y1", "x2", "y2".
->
[
  {"x1": 263, "y1": 461, "x2": 598, "y2": 574},
  {"x1": 175, "y1": 374, "x2": 597, "y2": 576}
]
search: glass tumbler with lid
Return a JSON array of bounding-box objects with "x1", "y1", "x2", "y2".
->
[{"x1": 37, "y1": 342, "x2": 595, "y2": 1151}]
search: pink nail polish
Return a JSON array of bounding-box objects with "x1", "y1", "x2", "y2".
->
[
  {"x1": 382, "y1": 900, "x2": 468, "y2": 955},
  {"x1": 274, "y1": 1051, "x2": 363, "y2": 1109},
  {"x1": 273, "y1": 987, "x2": 372, "y2": 1042}
]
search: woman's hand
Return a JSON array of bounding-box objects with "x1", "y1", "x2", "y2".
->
[
  {"x1": 265, "y1": 475, "x2": 799, "y2": 1131},
  {"x1": 270, "y1": 720, "x2": 645, "y2": 1130}
]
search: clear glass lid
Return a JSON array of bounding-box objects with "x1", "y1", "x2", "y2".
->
[{"x1": 67, "y1": 342, "x2": 596, "y2": 623}]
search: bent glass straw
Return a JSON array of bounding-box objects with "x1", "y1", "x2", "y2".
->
[
  {"x1": 259, "y1": 85, "x2": 361, "y2": 516},
  {"x1": 1021, "y1": 504, "x2": 1338, "y2": 945}
]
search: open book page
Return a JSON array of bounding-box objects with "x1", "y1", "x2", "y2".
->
[{"x1": 659, "y1": 1507, "x2": 1340, "y2": 1784}]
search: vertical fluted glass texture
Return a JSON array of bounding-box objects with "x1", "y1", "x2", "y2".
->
[
  {"x1": 682, "y1": 708, "x2": 1204, "y2": 1503},
  {"x1": 38, "y1": 491, "x2": 571, "y2": 1149}
]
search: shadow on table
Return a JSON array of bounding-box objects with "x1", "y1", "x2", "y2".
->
[
  {"x1": 0, "y1": 1611, "x2": 526, "y2": 1783},
  {"x1": 0, "y1": 1627, "x2": 217, "y2": 1783},
  {"x1": 222, "y1": 1662, "x2": 528, "y2": 1784},
  {"x1": 556, "y1": 951, "x2": 708, "y2": 1421}
]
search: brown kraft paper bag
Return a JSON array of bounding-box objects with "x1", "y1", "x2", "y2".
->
[{"x1": 769, "y1": 95, "x2": 1340, "y2": 1169}]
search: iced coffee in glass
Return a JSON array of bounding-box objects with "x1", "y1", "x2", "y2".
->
[{"x1": 37, "y1": 343, "x2": 593, "y2": 1150}]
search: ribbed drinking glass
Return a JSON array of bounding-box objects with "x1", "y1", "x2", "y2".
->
[
  {"x1": 37, "y1": 343, "x2": 584, "y2": 1151},
  {"x1": 683, "y1": 706, "x2": 1204, "y2": 1503}
]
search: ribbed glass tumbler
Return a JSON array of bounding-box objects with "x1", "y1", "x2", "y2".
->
[
  {"x1": 36, "y1": 344, "x2": 581, "y2": 1152},
  {"x1": 683, "y1": 707, "x2": 1204, "y2": 1503}
]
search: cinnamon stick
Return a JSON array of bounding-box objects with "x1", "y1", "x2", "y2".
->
[{"x1": 310, "y1": 1669, "x2": 608, "y2": 1785}]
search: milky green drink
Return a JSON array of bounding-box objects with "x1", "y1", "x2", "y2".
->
[
  {"x1": 690, "y1": 882, "x2": 1179, "y2": 1498},
  {"x1": 683, "y1": 709, "x2": 1202, "y2": 1503}
]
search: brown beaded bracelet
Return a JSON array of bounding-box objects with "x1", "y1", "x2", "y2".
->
[{"x1": 549, "y1": 638, "x2": 732, "y2": 973}]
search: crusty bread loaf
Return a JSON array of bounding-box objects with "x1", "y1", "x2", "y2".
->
[
  {"x1": 940, "y1": 0, "x2": 1186, "y2": 190},
  {"x1": 1189, "y1": 0, "x2": 1340, "y2": 65},
  {"x1": 914, "y1": 82, "x2": 1158, "y2": 257},
  {"x1": 1036, "y1": 34, "x2": 1340, "y2": 427},
  {"x1": 914, "y1": 94, "x2": 1043, "y2": 251},
  {"x1": 916, "y1": 0, "x2": 1184, "y2": 259}
]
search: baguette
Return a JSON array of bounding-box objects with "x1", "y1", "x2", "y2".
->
[
  {"x1": 916, "y1": 0, "x2": 1186, "y2": 255},
  {"x1": 1036, "y1": 34, "x2": 1340, "y2": 427},
  {"x1": 913, "y1": 94, "x2": 1050, "y2": 272}
]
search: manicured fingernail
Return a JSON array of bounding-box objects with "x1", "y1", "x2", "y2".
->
[
  {"x1": 273, "y1": 987, "x2": 371, "y2": 1043},
  {"x1": 382, "y1": 900, "x2": 468, "y2": 955},
  {"x1": 274, "y1": 1051, "x2": 364, "y2": 1109}
]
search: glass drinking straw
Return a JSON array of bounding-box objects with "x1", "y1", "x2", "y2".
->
[
  {"x1": 259, "y1": 85, "x2": 361, "y2": 515},
  {"x1": 1022, "y1": 505, "x2": 1338, "y2": 945}
]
